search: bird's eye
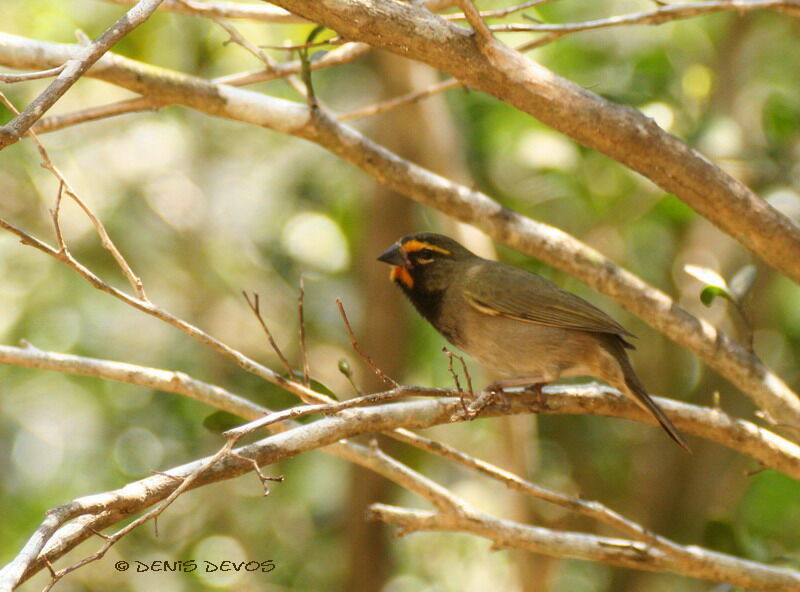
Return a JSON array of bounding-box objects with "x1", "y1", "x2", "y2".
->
[{"x1": 418, "y1": 248, "x2": 434, "y2": 259}]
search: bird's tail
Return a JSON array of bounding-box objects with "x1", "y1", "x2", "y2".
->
[
  {"x1": 610, "y1": 341, "x2": 691, "y2": 453},
  {"x1": 624, "y1": 371, "x2": 691, "y2": 452}
]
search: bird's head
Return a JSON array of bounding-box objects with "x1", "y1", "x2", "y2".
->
[{"x1": 377, "y1": 233, "x2": 475, "y2": 294}]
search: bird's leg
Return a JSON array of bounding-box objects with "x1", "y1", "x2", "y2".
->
[
  {"x1": 457, "y1": 380, "x2": 514, "y2": 420},
  {"x1": 459, "y1": 389, "x2": 497, "y2": 420},
  {"x1": 525, "y1": 383, "x2": 548, "y2": 411}
]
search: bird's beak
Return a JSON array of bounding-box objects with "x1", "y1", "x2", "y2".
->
[{"x1": 377, "y1": 243, "x2": 409, "y2": 267}]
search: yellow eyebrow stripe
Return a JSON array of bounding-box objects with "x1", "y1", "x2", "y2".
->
[{"x1": 402, "y1": 239, "x2": 450, "y2": 255}]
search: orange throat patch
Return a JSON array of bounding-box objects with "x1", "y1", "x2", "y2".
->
[{"x1": 390, "y1": 265, "x2": 414, "y2": 289}]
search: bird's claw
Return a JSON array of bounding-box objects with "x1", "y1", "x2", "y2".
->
[{"x1": 522, "y1": 383, "x2": 549, "y2": 411}]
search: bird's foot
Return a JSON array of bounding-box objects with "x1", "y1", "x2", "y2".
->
[
  {"x1": 455, "y1": 389, "x2": 498, "y2": 420},
  {"x1": 484, "y1": 377, "x2": 550, "y2": 412},
  {"x1": 522, "y1": 383, "x2": 549, "y2": 412},
  {"x1": 454, "y1": 378, "x2": 549, "y2": 420},
  {"x1": 454, "y1": 383, "x2": 511, "y2": 421}
]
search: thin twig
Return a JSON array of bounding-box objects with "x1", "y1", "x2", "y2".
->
[
  {"x1": 260, "y1": 37, "x2": 342, "y2": 51},
  {"x1": 442, "y1": 346, "x2": 464, "y2": 394},
  {"x1": 444, "y1": 0, "x2": 557, "y2": 20},
  {"x1": 50, "y1": 181, "x2": 66, "y2": 252},
  {"x1": 222, "y1": 386, "x2": 457, "y2": 442},
  {"x1": 516, "y1": 31, "x2": 569, "y2": 52},
  {"x1": 173, "y1": 0, "x2": 308, "y2": 98},
  {"x1": 32, "y1": 97, "x2": 162, "y2": 134},
  {"x1": 297, "y1": 277, "x2": 311, "y2": 387},
  {"x1": 457, "y1": 0, "x2": 495, "y2": 43},
  {"x1": 339, "y1": 78, "x2": 463, "y2": 121},
  {"x1": 175, "y1": 0, "x2": 273, "y2": 68},
  {"x1": 0, "y1": 65, "x2": 66, "y2": 83},
  {"x1": 441, "y1": 346, "x2": 474, "y2": 397},
  {"x1": 0, "y1": 92, "x2": 148, "y2": 300},
  {"x1": 492, "y1": 0, "x2": 799, "y2": 35},
  {"x1": 388, "y1": 429, "x2": 684, "y2": 555},
  {"x1": 208, "y1": 42, "x2": 370, "y2": 86},
  {"x1": 336, "y1": 298, "x2": 399, "y2": 388},
  {"x1": 242, "y1": 291, "x2": 294, "y2": 378}
]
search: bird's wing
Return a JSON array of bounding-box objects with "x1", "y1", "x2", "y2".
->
[{"x1": 463, "y1": 262, "x2": 636, "y2": 340}]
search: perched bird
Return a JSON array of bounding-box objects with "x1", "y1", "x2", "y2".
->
[{"x1": 377, "y1": 232, "x2": 690, "y2": 452}]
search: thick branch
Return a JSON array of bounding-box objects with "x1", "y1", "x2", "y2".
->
[
  {"x1": 32, "y1": 42, "x2": 371, "y2": 134},
  {"x1": 0, "y1": 35, "x2": 798, "y2": 427},
  {"x1": 0, "y1": 343, "x2": 266, "y2": 419},
  {"x1": 268, "y1": 0, "x2": 800, "y2": 285}
]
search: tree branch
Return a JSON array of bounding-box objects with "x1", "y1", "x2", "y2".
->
[
  {"x1": 493, "y1": 0, "x2": 800, "y2": 34},
  {"x1": 366, "y1": 504, "x2": 800, "y2": 592},
  {"x1": 102, "y1": 0, "x2": 308, "y2": 23},
  {"x1": 0, "y1": 343, "x2": 267, "y2": 419}
]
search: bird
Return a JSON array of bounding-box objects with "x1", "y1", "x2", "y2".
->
[{"x1": 377, "y1": 232, "x2": 690, "y2": 452}]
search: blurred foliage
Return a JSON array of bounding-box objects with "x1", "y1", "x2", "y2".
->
[{"x1": 1, "y1": 1, "x2": 800, "y2": 591}]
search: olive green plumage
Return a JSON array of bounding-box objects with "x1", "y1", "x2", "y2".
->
[{"x1": 378, "y1": 232, "x2": 689, "y2": 452}]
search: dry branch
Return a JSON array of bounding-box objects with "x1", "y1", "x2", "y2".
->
[{"x1": 0, "y1": 65, "x2": 65, "y2": 83}]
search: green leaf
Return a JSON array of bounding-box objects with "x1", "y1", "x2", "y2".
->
[
  {"x1": 685, "y1": 264, "x2": 732, "y2": 306},
  {"x1": 702, "y1": 519, "x2": 746, "y2": 557},
  {"x1": 290, "y1": 370, "x2": 339, "y2": 400},
  {"x1": 700, "y1": 285, "x2": 730, "y2": 307}
]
